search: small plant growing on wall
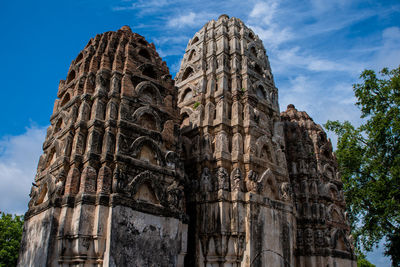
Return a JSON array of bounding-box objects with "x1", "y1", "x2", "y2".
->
[{"x1": 193, "y1": 101, "x2": 200, "y2": 109}]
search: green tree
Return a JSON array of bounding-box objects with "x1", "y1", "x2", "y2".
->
[
  {"x1": 325, "y1": 66, "x2": 400, "y2": 267},
  {"x1": 0, "y1": 212, "x2": 24, "y2": 267},
  {"x1": 355, "y1": 248, "x2": 376, "y2": 267}
]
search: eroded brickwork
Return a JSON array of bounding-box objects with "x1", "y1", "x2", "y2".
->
[
  {"x1": 18, "y1": 26, "x2": 187, "y2": 267},
  {"x1": 281, "y1": 104, "x2": 355, "y2": 266},
  {"x1": 18, "y1": 16, "x2": 356, "y2": 267},
  {"x1": 175, "y1": 15, "x2": 294, "y2": 267}
]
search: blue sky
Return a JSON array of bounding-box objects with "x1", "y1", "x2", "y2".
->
[{"x1": 0, "y1": 0, "x2": 399, "y2": 265}]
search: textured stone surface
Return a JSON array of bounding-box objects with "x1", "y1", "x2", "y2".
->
[
  {"x1": 281, "y1": 104, "x2": 356, "y2": 266},
  {"x1": 18, "y1": 25, "x2": 187, "y2": 267},
  {"x1": 175, "y1": 14, "x2": 295, "y2": 267},
  {"x1": 18, "y1": 16, "x2": 356, "y2": 267}
]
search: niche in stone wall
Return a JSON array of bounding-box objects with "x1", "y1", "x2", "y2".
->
[
  {"x1": 45, "y1": 148, "x2": 57, "y2": 169},
  {"x1": 261, "y1": 144, "x2": 273, "y2": 162},
  {"x1": 142, "y1": 65, "x2": 157, "y2": 79},
  {"x1": 182, "y1": 67, "x2": 194, "y2": 81},
  {"x1": 264, "y1": 179, "x2": 278, "y2": 200},
  {"x1": 250, "y1": 46, "x2": 257, "y2": 58},
  {"x1": 181, "y1": 112, "x2": 190, "y2": 128},
  {"x1": 138, "y1": 145, "x2": 157, "y2": 165},
  {"x1": 332, "y1": 230, "x2": 350, "y2": 252},
  {"x1": 191, "y1": 36, "x2": 199, "y2": 45},
  {"x1": 254, "y1": 64, "x2": 263, "y2": 76},
  {"x1": 260, "y1": 169, "x2": 278, "y2": 200},
  {"x1": 60, "y1": 93, "x2": 70, "y2": 107},
  {"x1": 256, "y1": 85, "x2": 266, "y2": 99},
  {"x1": 329, "y1": 187, "x2": 338, "y2": 200},
  {"x1": 66, "y1": 70, "x2": 76, "y2": 84},
  {"x1": 336, "y1": 236, "x2": 347, "y2": 251},
  {"x1": 35, "y1": 183, "x2": 48, "y2": 205},
  {"x1": 140, "y1": 113, "x2": 159, "y2": 132},
  {"x1": 134, "y1": 182, "x2": 160, "y2": 204},
  {"x1": 181, "y1": 88, "x2": 193, "y2": 102},
  {"x1": 188, "y1": 50, "x2": 196, "y2": 61},
  {"x1": 75, "y1": 52, "x2": 83, "y2": 63},
  {"x1": 138, "y1": 48, "x2": 151, "y2": 60},
  {"x1": 136, "y1": 82, "x2": 162, "y2": 105},
  {"x1": 54, "y1": 118, "x2": 63, "y2": 133},
  {"x1": 249, "y1": 31, "x2": 255, "y2": 40}
]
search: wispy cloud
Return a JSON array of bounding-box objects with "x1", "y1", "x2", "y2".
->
[
  {"x1": 113, "y1": 0, "x2": 171, "y2": 11},
  {"x1": 166, "y1": 11, "x2": 216, "y2": 29},
  {"x1": 247, "y1": 0, "x2": 293, "y2": 48},
  {"x1": 374, "y1": 26, "x2": 400, "y2": 69},
  {"x1": 0, "y1": 125, "x2": 46, "y2": 215},
  {"x1": 249, "y1": 1, "x2": 278, "y2": 25},
  {"x1": 271, "y1": 46, "x2": 364, "y2": 75}
]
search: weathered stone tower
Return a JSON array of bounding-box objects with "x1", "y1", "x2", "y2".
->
[
  {"x1": 175, "y1": 14, "x2": 295, "y2": 266},
  {"x1": 281, "y1": 105, "x2": 355, "y2": 267},
  {"x1": 18, "y1": 26, "x2": 187, "y2": 266},
  {"x1": 18, "y1": 15, "x2": 357, "y2": 267}
]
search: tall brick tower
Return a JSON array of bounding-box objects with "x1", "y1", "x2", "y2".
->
[
  {"x1": 281, "y1": 105, "x2": 356, "y2": 266},
  {"x1": 18, "y1": 26, "x2": 187, "y2": 266},
  {"x1": 175, "y1": 15, "x2": 295, "y2": 266}
]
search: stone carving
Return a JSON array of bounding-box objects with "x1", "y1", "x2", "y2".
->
[
  {"x1": 246, "y1": 170, "x2": 260, "y2": 193},
  {"x1": 166, "y1": 180, "x2": 184, "y2": 210},
  {"x1": 279, "y1": 182, "x2": 291, "y2": 201},
  {"x1": 230, "y1": 168, "x2": 244, "y2": 192},
  {"x1": 201, "y1": 167, "x2": 213, "y2": 192},
  {"x1": 216, "y1": 167, "x2": 229, "y2": 191}
]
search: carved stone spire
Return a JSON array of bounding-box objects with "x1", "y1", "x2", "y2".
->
[
  {"x1": 281, "y1": 104, "x2": 356, "y2": 265},
  {"x1": 175, "y1": 15, "x2": 293, "y2": 266},
  {"x1": 18, "y1": 28, "x2": 187, "y2": 267}
]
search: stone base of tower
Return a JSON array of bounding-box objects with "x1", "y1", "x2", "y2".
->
[
  {"x1": 243, "y1": 194, "x2": 295, "y2": 267},
  {"x1": 295, "y1": 256, "x2": 357, "y2": 267},
  {"x1": 104, "y1": 204, "x2": 188, "y2": 267},
  {"x1": 18, "y1": 194, "x2": 188, "y2": 267},
  {"x1": 188, "y1": 191, "x2": 296, "y2": 267},
  {"x1": 18, "y1": 207, "x2": 60, "y2": 266}
]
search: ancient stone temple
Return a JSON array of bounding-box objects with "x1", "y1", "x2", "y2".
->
[{"x1": 18, "y1": 15, "x2": 357, "y2": 267}]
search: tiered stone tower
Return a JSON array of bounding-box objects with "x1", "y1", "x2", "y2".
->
[
  {"x1": 18, "y1": 15, "x2": 357, "y2": 267},
  {"x1": 18, "y1": 26, "x2": 187, "y2": 266},
  {"x1": 281, "y1": 105, "x2": 355, "y2": 267},
  {"x1": 175, "y1": 14, "x2": 294, "y2": 266}
]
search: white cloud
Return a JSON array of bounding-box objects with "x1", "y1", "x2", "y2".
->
[
  {"x1": 278, "y1": 73, "x2": 362, "y2": 147},
  {"x1": 167, "y1": 12, "x2": 214, "y2": 29},
  {"x1": 113, "y1": 0, "x2": 170, "y2": 11},
  {"x1": 249, "y1": 24, "x2": 293, "y2": 49},
  {"x1": 112, "y1": 4, "x2": 136, "y2": 11},
  {"x1": 247, "y1": 0, "x2": 294, "y2": 49},
  {"x1": 374, "y1": 26, "x2": 400, "y2": 69},
  {"x1": 0, "y1": 125, "x2": 47, "y2": 215},
  {"x1": 271, "y1": 47, "x2": 364, "y2": 75},
  {"x1": 249, "y1": 1, "x2": 278, "y2": 25},
  {"x1": 153, "y1": 35, "x2": 190, "y2": 45},
  {"x1": 309, "y1": 0, "x2": 350, "y2": 14}
]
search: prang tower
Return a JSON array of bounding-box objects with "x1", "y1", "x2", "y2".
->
[
  {"x1": 18, "y1": 26, "x2": 187, "y2": 266},
  {"x1": 175, "y1": 15, "x2": 294, "y2": 266}
]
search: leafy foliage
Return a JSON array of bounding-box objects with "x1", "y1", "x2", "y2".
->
[
  {"x1": 0, "y1": 213, "x2": 24, "y2": 267},
  {"x1": 356, "y1": 249, "x2": 376, "y2": 267},
  {"x1": 325, "y1": 66, "x2": 400, "y2": 266}
]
